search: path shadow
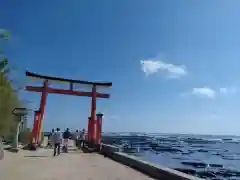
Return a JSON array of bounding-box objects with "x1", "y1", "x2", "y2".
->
[
  {"x1": 60, "y1": 149, "x2": 84, "y2": 154},
  {"x1": 4, "y1": 147, "x2": 12, "y2": 150},
  {"x1": 82, "y1": 148, "x2": 92, "y2": 153},
  {"x1": 24, "y1": 155, "x2": 49, "y2": 158},
  {"x1": 68, "y1": 150, "x2": 83, "y2": 154}
]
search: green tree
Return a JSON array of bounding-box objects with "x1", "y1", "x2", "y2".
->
[{"x1": 0, "y1": 29, "x2": 27, "y2": 142}]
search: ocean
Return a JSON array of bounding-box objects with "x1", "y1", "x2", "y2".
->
[{"x1": 102, "y1": 133, "x2": 240, "y2": 180}]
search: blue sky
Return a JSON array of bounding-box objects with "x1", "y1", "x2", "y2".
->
[{"x1": 1, "y1": 0, "x2": 240, "y2": 135}]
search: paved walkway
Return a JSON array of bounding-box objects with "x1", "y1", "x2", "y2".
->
[{"x1": 0, "y1": 145, "x2": 154, "y2": 180}]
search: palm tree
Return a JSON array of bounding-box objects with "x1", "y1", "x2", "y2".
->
[
  {"x1": 0, "y1": 29, "x2": 9, "y2": 74},
  {"x1": 0, "y1": 30, "x2": 29, "y2": 147},
  {"x1": 0, "y1": 34, "x2": 9, "y2": 94},
  {"x1": 0, "y1": 29, "x2": 15, "y2": 138},
  {"x1": 0, "y1": 58, "x2": 8, "y2": 72},
  {"x1": 0, "y1": 29, "x2": 9, "y2": 40},
  {"x1": 0, "y1": 29, "x2": 10, "y2": 92}
]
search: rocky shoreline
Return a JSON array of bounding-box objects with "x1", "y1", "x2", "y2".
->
[{"x1": 102, "y1": 134, "x2": 240, "y2": 180}]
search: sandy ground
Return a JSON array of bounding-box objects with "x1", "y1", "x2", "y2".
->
[{"x1": 0, "y1": 140, "x2": 154, "y2": 180}]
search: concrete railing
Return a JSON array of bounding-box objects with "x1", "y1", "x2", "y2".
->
[
  {"x1": 100, "y1": 144, "x2": 202, "y2": 180},
  {"x1": 0, "y1": 138, "x2": 4, "y2": 160},
  {"x1": 100, "y1": 143, "x2": 119, "y2": 154}
]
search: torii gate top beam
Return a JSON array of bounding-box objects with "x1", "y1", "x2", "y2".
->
[
  {"x1": 25, "y1": 71, "x2": 112, "y2": 146},
  {"x1": 26, "y1": 71, "x2": 112, "y2": 88}
]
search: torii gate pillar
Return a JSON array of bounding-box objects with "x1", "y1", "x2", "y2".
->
[
  {"x1": 87, "y1": 113, "x2": 103, "y2": 146},
  {"x1": 90, "y1": 85, "x2": 97, "y2": 142},
  {"x1": 96, "y1": 113, "x2": 103, "y2": 144}
]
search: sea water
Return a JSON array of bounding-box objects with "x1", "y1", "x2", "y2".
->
[{"x1": 102, "y1": 133, "x2": 240, "y2": 179}]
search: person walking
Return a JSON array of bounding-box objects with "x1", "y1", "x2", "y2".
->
[
  {"x1": 62, "y1": 128, "x2": 71, "y2": 153},
  {"x1": 52, "y1": 128, "x2": 62, "y2": 156},
  {"x1": 73, "y1": 129, "x2": 79, "y2": 148},
  {"x1": 50, "y1": 129, "x2": 55, "y2": 147},
  {"x1": 79, "y1": 128, "x2": 85, "y2": 148},
  {"x1": 47, "y1": 129, "x2": 55, "y2": 148}
]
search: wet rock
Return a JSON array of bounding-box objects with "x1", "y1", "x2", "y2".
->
[
  {"x1": 171, "y1": 145, "x2": 184, "y2": 148},
  {"x1": 184, "y1": 138, "x2": 216, "y2": 144},
  {"x1": 142, "y1": 147, "x2": 151, "y2": 151},
  {"x1": 174, "y1": 168, "x2": 196, "y2": 175},
  {"x1": 214, "y1": 169, "x2": 240, "y2": 178},
  {"x1": 209, "y1": 164, "x2": 223, "y2": 168},
  {"x1": 222, "y1": 156, "x2": 240, "y2": 160},
  {"x1": 188, "y1": 149, "x2": 197, "y2": 153},
  {"x1": 154, "y1": 151, "x2": 160, "y2": 154},
  {"x1": 181, "y1": 161, "x2": 207, "y2": 168},
  {"x1": 225, "y1": 169, "x2": 240, "y2": 177},
  {"x1": 222, "y1": 138, "x2": 232, "y2": 141},
  {"x1": 149, "y1": 143, "x2": 158, "y2": 148},
  {"x1": 181, "y1": 152, "x2": 192, "y2": 155},
  {"x1": 197, "y1": 171, "x2": 216, "y2": 178},
  {"x1": 172, "y1": 157, "x2": 189, "y2": 160},
  {"x1": 197, "y1": 149, "x2": 208, "y2": 152},
  {"x1": 190, "y1": 145, "x2": 205, "y2": 148},
  {"x1": 153, "y1": 146, "x2": 183, "y2": 153},
  {"x1": 122, "y1": 147, "x2": 138, "y2": 153}
]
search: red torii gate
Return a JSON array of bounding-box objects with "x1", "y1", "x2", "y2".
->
[{"x1": 25, "y1": 71, "x2": 112, "y2": 147}]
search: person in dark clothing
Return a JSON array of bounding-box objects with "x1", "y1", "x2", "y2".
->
[
  {"x1": 63, "y1": 128, "x2": 71, "y2": 139},
  {"x1": 62, "y1": 128, "x2": 71, "y2": 153},
  {"x1": 73, "y1": 129, "x2": 79, "y2": 148}
]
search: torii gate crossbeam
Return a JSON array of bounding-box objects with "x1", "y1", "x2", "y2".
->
[{"x1": 25, "y1": 71, "x2": 112, "y2": 147}]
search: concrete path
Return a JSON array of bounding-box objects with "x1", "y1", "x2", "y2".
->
[{"x1": 0, "y1": 146, "x2": 154, "y2": 180}]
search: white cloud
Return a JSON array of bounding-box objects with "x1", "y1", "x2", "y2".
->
[
  {"x1": 191, "y1": 87, "x2": 216, "y2": 98},
  {"x1": 219, "y1": 88, "x2": 227, "y2": 94},
  {"x1": 140, "y1": 59, "x2": 187, "y2": 78},
  {"x1": 219, "y1": 87, "x2": 237, "y2": 94},
  {"x1": 183, "y1": 86, "x2": 237, "y2": 99}
]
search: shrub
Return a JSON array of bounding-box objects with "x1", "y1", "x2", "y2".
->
[{"x1": 19, "y1": 128, "x2": 31, "y2": 144}]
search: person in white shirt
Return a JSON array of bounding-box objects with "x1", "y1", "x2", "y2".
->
[
  {"x1": 52, "y1": 128, "x2": 62, "y2": 156},
  {"x1": 79, "y1": 128, "x2": 85, "y2": 148},
  {"x1": 62, "y1": 128, "x2": 71, "y2": 153}
]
